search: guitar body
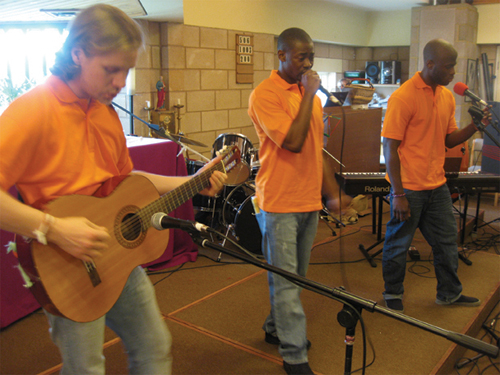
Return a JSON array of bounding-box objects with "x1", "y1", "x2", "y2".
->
[
  {"x1": 18, "y1": 175, "x2": 169, "y2": 322},
  {"x1": 15, "y1": 145, "x2": 241, "y2": 322}
]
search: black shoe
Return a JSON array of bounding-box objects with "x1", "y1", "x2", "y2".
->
[
  {"x1": 283, "y1": 361, "x2": 314, "y2": 375},
  {"x1": 385, "y1": 298, "x2": 404, "y2": 312},
  {"x1": 436, "y1": 295, "x2": 481, "y2": 306},
  {"x1": 265, "y1": 332, "x2": 311, "y2": 350}
]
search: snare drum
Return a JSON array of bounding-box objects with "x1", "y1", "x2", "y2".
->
[
  {"x1": 222, "y1": 183, "x2": 262, "y2": 255},
  {"x1": 212, "y1": 133, "x2": 254, "y2": 186}
]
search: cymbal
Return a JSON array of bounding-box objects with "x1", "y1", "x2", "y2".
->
[
  {"x1": 168, "y1": 133, "x2": 207, "y2": 147},
  {"x1": 151, "y1": 128, "x2": 207, "y2": 147}
]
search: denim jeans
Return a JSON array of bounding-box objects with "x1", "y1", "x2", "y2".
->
[
  {"x1": 45, "y1": 266, "x2": 172, "y2": 374},
  {"x1": 382, "y1": 184, "x2": 462, "y2": 302},
  {"x1": 256, "y1": 209, "x2": 319, "y2": 364}
]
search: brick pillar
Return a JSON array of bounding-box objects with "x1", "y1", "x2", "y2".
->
[{"x1": 410, "y1": 3, "x2": 479, "y2": 130}]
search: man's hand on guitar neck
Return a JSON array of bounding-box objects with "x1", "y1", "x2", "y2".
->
[
  {"x1": 196, "y1": 155, "x2": 228, "y2": 197},
  {"x1": 48, "y1": 217, "x2": 110, "y2": 263}
]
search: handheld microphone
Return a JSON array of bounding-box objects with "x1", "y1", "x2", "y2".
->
[
  {"x1": 319, "y1": 85, "x2": 341, "y2": 105},
  {"x1": 151, "y1": 212, "x2": 209, "y2": 233},
  {"x1": 453, "y1": 82, "x2": 488, "y2": 107}
]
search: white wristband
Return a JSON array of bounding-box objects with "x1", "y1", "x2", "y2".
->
[{"x1": 33, "y1": 214, "x2": 55, "y2": 245}]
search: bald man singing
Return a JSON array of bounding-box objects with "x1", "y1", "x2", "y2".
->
[{"x1": 380, "y1": 39, "x2": 491, "y2": 313}]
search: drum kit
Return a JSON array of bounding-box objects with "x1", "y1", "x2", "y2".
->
[
  {"x1": 186, "y1": 133, "x2": 263, "y2": 256},
  {"x1": 159, "y1": 129, "x2": 345, "y2": 257}
]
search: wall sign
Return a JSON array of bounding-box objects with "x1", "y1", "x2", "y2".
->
[{"x1": 236, "y1": 34, "x2": 253, "y2": 84}]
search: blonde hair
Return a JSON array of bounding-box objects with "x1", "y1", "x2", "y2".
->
[{"x1": 51, "y1": 4, "x2": 144, "y2": 80}]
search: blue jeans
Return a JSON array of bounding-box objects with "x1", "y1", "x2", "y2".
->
[
  {"x1": 45, "y1": 266, "x2": 172, "y2": 374},
  {"x1": 256, "y1": 209, "x2": 319, "y2": 365},
  {"x1": 382, "y1": 184, "x2": 462, "y2": 302}
]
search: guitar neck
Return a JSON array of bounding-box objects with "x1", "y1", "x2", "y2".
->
[{"x1": 138, "y1": 162, "x2": 224, "y2": 227}]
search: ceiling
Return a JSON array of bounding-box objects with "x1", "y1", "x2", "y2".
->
[{"x1": 0, "y1": 0, "x2": 432, "y2": 23}]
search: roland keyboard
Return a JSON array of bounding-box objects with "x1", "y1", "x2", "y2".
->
[{"x1": 336, "y1": 171, "x2": 500, "y2": 196}]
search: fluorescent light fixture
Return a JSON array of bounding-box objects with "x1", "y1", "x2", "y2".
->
[{"x1": 40, "y1": 9, "x2": 80, "y2": 19}]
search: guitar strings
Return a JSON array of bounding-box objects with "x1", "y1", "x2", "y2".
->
[{"x1": 118, "y1": 163, "x2": 224, "y2": 237}]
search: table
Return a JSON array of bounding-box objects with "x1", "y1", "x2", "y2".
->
[{"x1": 0, "y1": 136, "x2": 197, "y2": 328}]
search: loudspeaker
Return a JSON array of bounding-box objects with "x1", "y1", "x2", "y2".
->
[
  {"x1": 365, "y1": 61, "x2": 380, "y2": 84},
  {"x1": 380, "y1": 61, "x2": 401, "y2": 84},
  {"x1": 481, "y1": 101, "x2": 500, "y2": 174}
]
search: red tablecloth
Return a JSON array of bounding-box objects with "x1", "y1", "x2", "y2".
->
[
  {"x1": 0, "y1": 209, "x2": 38, "y2": 329},
  {"x1": 0, "y1": 137, "x2": 197, "y2": 328}
]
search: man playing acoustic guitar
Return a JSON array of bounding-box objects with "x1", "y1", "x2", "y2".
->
[{"x1": 0, "y1": 4, "x2": 226, "y2": 374}]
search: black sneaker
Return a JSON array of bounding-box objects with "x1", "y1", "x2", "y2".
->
[
  {"x1": 436, "y1": 295, "x2": 481, "y2": 306},
  {"x1": 385, "y1": 298, "x2": 404, "y2": 312},
  {"x1": 283, "y1": 361, "x2": 314, "y2": 375},
  {"x1": 265, "y1": 332, "x2": 312, "y2": 350}
]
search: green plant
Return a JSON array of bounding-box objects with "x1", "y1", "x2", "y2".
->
[{"x1": 0, "y1": 77, "x2": 36, "y2": 106}]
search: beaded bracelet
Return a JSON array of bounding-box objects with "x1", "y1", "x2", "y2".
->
[
  {"x1": 390, "y1": 192, "x2": 406, "y2": 198},
  {"x1": 33, "y1": 213, "x2": 55, "y2": 245}
]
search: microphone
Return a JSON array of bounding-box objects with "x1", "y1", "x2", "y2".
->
[
  {"x1": 453, "y1": 82, "x2": 488, "y2": 107},
  {"x1": 319, "y1": 85, "x2": 341, "y2": 105},
  {"x1": 151, "y1": 212, "x2": 209, "y2": 233}
]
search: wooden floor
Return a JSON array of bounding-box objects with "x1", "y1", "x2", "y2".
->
[{"x1": 1, "y1": 193, "x2": 499, "y2": 375}]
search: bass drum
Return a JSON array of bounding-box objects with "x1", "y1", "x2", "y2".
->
[
  {"x1": 222, "y1": 183, "x2": 262, "y2": 256},
  {"x1": 212, "y1": 133, "x2": 254, "y2": 186}
]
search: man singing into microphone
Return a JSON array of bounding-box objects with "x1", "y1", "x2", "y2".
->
[
  {"x1": 248, "y1": 27, "x2": 349, "y2": 375},
  {"x1": 381, "y1": 38, "x2": 491, "y2": 313}
]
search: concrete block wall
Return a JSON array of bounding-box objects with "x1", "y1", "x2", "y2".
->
[
  {"x1": 157, "y1": 23, "x2": 270, "y2": 159},
  {"x1": 120, "y1": 22, "x2": 445, "y2": 162},
  {"x1": 137, "y1": 23, "x2": 367, "y2": 161},
  {"x1": 116, "y1": 20, "x2": 163, "y2": 137}
]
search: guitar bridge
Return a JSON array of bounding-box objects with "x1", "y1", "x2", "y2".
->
[{"x1": 84, "y1": 261, "x2": 102, "y2": 287}]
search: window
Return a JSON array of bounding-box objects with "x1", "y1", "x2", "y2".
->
[
  {"x1": 317, "y1": 71, "x2": 337, "y2": 106},
  {"x1": 0, "y1": 26, "x2": 68, "y2": 114}
]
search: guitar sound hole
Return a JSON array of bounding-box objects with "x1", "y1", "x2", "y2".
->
[{"x1": 121, "y1": 213, "x2": 142, "y2": 241}]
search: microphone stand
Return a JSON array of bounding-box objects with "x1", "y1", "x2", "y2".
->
[
  {"x1": 469, "y1": 106, "x2": 500, "y2": 148},
  {"x1": 184, "y1": 230, "x2": 499, "y2": 374}
]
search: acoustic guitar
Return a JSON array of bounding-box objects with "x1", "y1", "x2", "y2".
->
[{"x1": 16, "y1": 146, "x2": 240, "y2": 322}]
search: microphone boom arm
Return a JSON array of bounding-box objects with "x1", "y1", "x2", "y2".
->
[{"x1": 190, "y1": 233, "x2": 499, "y2": 360}]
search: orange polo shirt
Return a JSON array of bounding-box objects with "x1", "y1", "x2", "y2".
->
[
  {"x1": 381, "y1": 72, "x2": 458, "y2": 191},
  {"x1": 248, "y1": 70, "x2": 324, "y2": 213},
  {"x1": 0, "y1": 75, "x2": 133, "y2": 208}
]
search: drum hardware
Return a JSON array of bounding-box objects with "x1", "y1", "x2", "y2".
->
[
  {"x1": 152, "y1": 127, "x2": 209, "y2": 161},
  {"x1": 167, "y1": 133, "x2": 207, "y2": 148},
  {"x1": 221, "y1": 182, "x2": 262, "y2": 256},
  {"x1": 112, "y1": 101, "x2": 206, "y2": 150},
  {"x1": 321, "y1": 203, "x2": 345, "y2": 228},
  {"x1": 216, "y1": 224, "x2": 235, "y2": 262}
]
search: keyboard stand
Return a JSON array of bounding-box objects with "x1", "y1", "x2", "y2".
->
[
  {"x1": 358, "y1": 194, "x2": 388, "y2": 267},
  {"x1": 454, "y1": 192, "x2": 476, "y2": 266}
]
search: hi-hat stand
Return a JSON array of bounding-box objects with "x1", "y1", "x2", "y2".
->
[{"x1": 184, "y1": 229, "x2": 499, "y2": 374}]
